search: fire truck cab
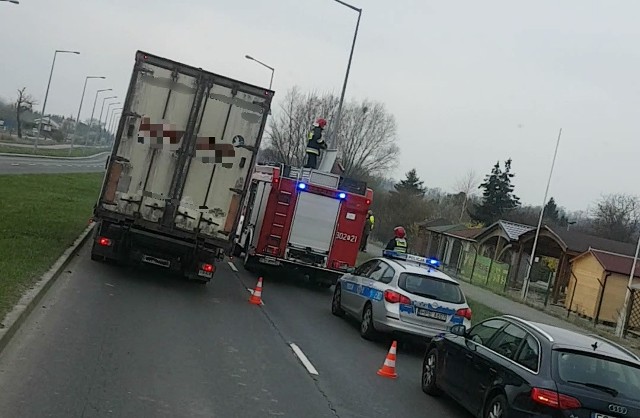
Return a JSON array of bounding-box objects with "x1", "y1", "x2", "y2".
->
[{"x1": 234, "y1": 164, "x2": 373, "y2": 287}]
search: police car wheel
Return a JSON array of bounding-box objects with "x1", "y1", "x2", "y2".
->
[
  {"x1": 331, "y1": 286, "x2": 345, "y2": 317},
  {"x1": 360, "y1": 303, "x2": 376, "y2": 340},
  {"x1": 422, "y1": 348, "x2": 441, "y2": 396}
]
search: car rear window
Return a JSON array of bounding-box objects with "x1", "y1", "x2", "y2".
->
[
  {"x1": 555, "y1": 350, "x2": 640, "y2": 400},
  {"x1": 398, "y1": 273, "x2": 464, "y2": 304}
]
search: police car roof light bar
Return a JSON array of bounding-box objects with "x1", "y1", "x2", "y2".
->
[{"x1": 382, "y1": 250, "x2": 441, "y2": 268}]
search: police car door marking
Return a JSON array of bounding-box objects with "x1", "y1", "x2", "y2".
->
[{"x1": 342, "y1": 280, "x2": 383, "y2": 301}]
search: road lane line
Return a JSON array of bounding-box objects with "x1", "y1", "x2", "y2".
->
[
  {"x1": 227, "y1": 261, "x2": 238, "y2": 272},
  {"x1": 290, "y1": 343, "x2": 319, "y2": 376}
]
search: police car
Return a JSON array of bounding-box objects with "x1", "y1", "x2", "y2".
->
[{"x1": 331, "y1": 251, "x2": 472, "y2": 340}]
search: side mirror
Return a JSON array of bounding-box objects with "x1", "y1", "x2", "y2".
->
[
  {"x1": 450, "y1": 324, "x2": 467, "y2": 337},
  {"x1": 346, "y1": 267, "x2": 355, "y2": 274}
]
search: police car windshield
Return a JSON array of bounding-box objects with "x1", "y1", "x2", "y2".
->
[{"x1": 398, "y1": 273, "x2": 464, "y2": 304}]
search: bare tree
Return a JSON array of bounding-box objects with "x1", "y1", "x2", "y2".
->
[
  {"x1": 264, "y1": 86, "x2": 399, "y2": 179},
  {"x1": 591, "y1": 193, "x2": 640, "y2": 243},
  {"x1": 453, "y1": 169, "x2": 480, "y2": 221},
  {"x1": 15, "y1": 87, "x2": 37, "y2": 139}
]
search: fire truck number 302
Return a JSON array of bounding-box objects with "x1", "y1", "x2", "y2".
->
[{"x1": 335, "y1": 232, "x2": 358, "y2": 243}]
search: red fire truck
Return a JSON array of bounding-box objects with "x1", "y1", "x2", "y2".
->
[{"x1": 234, "y1": 164, "x2": 373, "y2": 287}]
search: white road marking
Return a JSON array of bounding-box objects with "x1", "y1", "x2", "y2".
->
[
  {"x1": 290, "y1": 343, "x2": 319, "y2": 376},
  {"x1": 10, "y1": 163, "x2": 19, "y2": 166},
  {"x1": 227, "y1": 261, "x2": 238, "y2": 272}
]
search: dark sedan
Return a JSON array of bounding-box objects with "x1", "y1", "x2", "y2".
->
[{"x1": 421, "y1": 314, "x2": 640, "y2": 418}]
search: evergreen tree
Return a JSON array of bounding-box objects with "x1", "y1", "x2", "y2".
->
[
  {"x1": 393, "y1": 168, "x2": 426, "y2": 197},
  {"x1": 471, "y1": 159, "x2": 520, "y2": 225},
  {"x1": 544, "y1": 197, "x2": 559, "y2": 223}
]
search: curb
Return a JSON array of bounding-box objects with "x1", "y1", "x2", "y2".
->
[
  {"x1": 0, "y1": 223, "x2": 95, "y2": 354},
  {"x1": 0, "y1": 151, "x2": 109, "y2": 160}
]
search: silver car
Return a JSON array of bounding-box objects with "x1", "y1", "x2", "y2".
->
[{"x1": 331, "y1": 252, "x2": 472, "y2": 340}]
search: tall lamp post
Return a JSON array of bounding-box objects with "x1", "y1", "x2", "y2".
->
[
  {"x1": 91, "y1": 95, "x2": 116, "y2": 145},
  {"x1": 70, "y1": 75, "x2": 105, "y2": 151},
  {"x1": 326, "y1": 0, "x2": 362, "y2": 150},
  {"x1": 108, "y1": 109, "x2": 122, "y2": 140},
  {"x1": 245, "y1": 55, "x2": 275, "y2": 90},
  {"x1": 35, "y1": 49, "x2": 80, "y2": 149},
  {"x1": 521, "y1": 128, "x2": 563, "y2": 301},
  {"x1": 86, "y1": 88, "x2": 112, "y2": 145},
  {"x1": 100, "y1": 102, "x2": 120, "y2": 144}
]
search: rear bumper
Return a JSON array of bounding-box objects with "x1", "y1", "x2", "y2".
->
[
  {"x1": 254, "y1": 255, "x2": 344, "y2": 282},
  {"x1": 91, "y1": 219, "x2": 223, "y2": 279},
  {"x1": 373, "y1": 316, "x2": 454, "y2": 339}
]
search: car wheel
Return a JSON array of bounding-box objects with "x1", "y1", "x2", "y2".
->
[
  {"x1": 422, "y1": 348, "x2": 441, "y2": 396},
  {"x1": 485, "y1": 394, "x2": 508, "y2": 418},
  {"x1": 331, "y1": 285, "x2": 345, "y2": 317},
  {"x1": 360, "y1": 303, "x2": 376, "y2": 340}
]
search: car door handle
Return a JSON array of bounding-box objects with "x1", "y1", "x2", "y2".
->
[
  {"x1": 465, "y1": 353, "x2": 473, "y2": 360},
  {"x1": 489, "y1": 368, "x2": 497, "y2": 374}
]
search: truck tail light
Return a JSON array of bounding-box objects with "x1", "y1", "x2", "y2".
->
[
  {"x1": 384, "y1": 290, "x2": 411, "y2": 305},
  {"x1": 531, "y1": 388, "x2": 581, "y2": 410},
  {"x1": 456, "y1": 308, "x2": 472, "y2": 320},
  {"x1": 97, "y1": 237, "x2": 112, "y2": 247},
  {"x1": 201, "y1": 263, "x2": 214, "y2": 273}
]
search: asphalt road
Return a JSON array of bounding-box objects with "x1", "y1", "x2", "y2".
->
[
  {"x1": 0, "y1": 153, "x2": 107, "y2": 175},
  {"x1": 0, "y1": 242, "x2": 472, "y2": 418}
]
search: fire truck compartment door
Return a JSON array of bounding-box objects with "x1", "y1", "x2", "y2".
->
[{"x1": 288, "y1": 192, "x2": 340, "y2": 253}]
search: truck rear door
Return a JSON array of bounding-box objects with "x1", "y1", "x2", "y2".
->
[
  {"x1": 100, "y1": 51, "x2": 272, "y2": 246},
  {"x1": 288, "y1": 192, "x2": 340, "y2": 253}
]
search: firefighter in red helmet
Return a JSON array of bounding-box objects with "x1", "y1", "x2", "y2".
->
[
  {"x1": 304, "y1": 118, "x2": 328, "y2": 169},
  {"x1": 385, "y1": 226, "x2": 408, "y2": 254}
]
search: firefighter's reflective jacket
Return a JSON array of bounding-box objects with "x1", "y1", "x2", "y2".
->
[{"x1": 305, "y1": 126, "x2": 327, "y2": 155}]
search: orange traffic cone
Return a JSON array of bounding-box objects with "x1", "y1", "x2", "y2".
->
[
  {"x1": 377, "y1": 340, "x2": 398, "y2": 379},
  {"x1": 249, "y1": 277, "x2": 264, "y2": 305}
]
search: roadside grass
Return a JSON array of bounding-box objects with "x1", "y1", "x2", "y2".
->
[
  {"x1": 0, "y1": 173, "x2": 103, "y2": 322},
  {"x1": 0, "y1": 144, "x2": 107, "y2": 157},
  {"x1": 467, "y1": 298, "x2": 503, "y2": 323}
]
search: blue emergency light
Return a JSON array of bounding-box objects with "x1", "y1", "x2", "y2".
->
[
  {"x1": 382, "y1": 250, "x2": 441, "y2": 268},
  {"x1": 298, "y1": 183, "x2": 307, "y2": 190},
  {"x1": 338, "y1": 192, "x2": 347, "y2": 199}
]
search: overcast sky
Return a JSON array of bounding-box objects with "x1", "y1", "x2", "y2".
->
[{"x1": 2, "y1": 0, "x2": 639, "y2": 212}]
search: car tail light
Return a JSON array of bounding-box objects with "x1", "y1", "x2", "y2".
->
[
  {"x1": 531, "y1": 388, "x2": 581, "y2": 409},
  {"x1": 456, "y1": 308, "x2": 472, "y2": 320},
  {"x1": 201, "y1": 263, "x2": 214, "y2": 273},
  {"x1": 384, "y1": 290, "x2": 411, "y2": 304},
  {"x1": 97, "y1": 237, "x2": 112, "y2": 247}
]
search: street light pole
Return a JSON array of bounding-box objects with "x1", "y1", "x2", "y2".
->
[
  {"x1": 521, "y1": 128, "x2": 563, "y2": 301},
  {"x1": 101, "y1": 102, "x2": 120, "y2": 144},
  {"x1": 35, "y1": 49, "x2": 80, "y2": 150},
  {"x1": 70, "y1": 75, "x2": 105, "y2": 152},
  {"x1": 108, "y1": 110, "x2": 122, "y2": 139},
  {"x1": 327, "y1": 0, "x2": 362, "y2": 151},
  {"x1": 245, "y1": 55, "x2": 275, "y2": 90},
  {"x1": 86, "y1": 89, "x2": 112, "y2": 145},
  {"x1": 616, "y1": 236, "x2": 640, "y2": 337},
  {"x1": 93, "y1": 96, "x2": 116, "y2": 145}
]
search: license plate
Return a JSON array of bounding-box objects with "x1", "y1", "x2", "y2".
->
[
  {"x1": 142, "y1": 255, "x2": 170, "y2": 268},
  {"x1": 259, "y1": 257, "x2": 280, "y2": 266},
  {"x1": 593, "y1": 414, "x2": 615, "y2": 418},
  {"x1": 198, "y1": 270, "x2": 213, "y2": 278},
  {"x1": 417, "y1": 308, "x2": 448, "y2": 321}
]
